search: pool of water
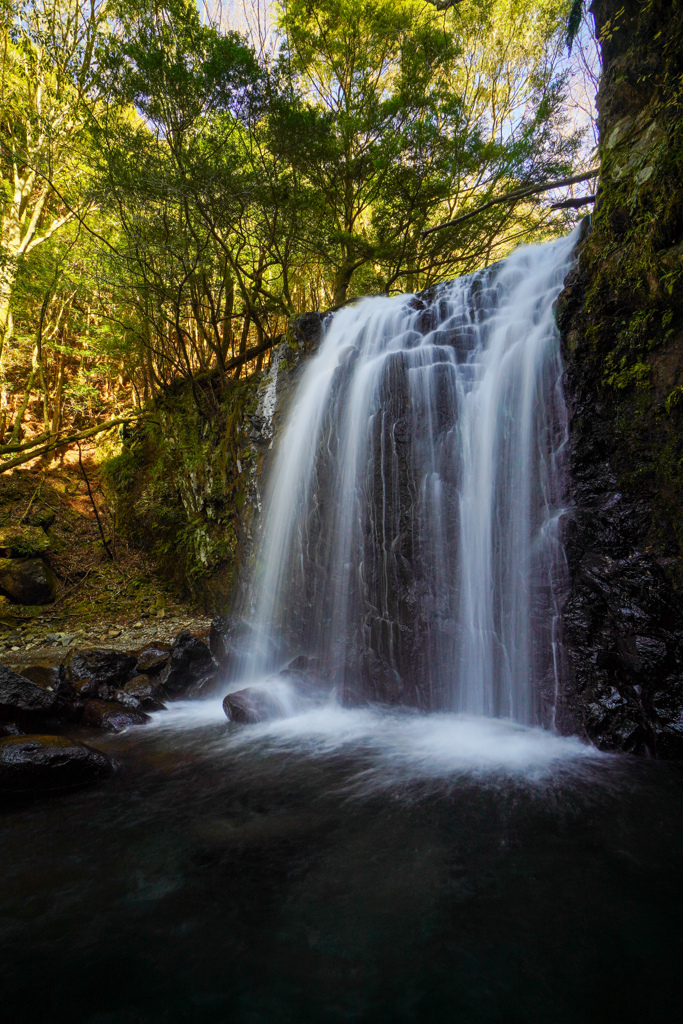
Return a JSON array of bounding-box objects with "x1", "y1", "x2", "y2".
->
[{"x1": 1, "y1": 703, "x2": 681, "y2": 1024}]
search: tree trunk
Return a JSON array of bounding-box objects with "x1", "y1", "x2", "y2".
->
[
  {"x1": 221, "y1": 270, "x2": 235, "y2": 362},
  {"x1": 234, "y1": 311, "x2": 251, "y2": 380},
  {"x1": 0, "y1": 250, "x2": 18, "y2": 366},
  {"x1": 10, "y1": 362, "x2": 37, "y2": 445},
  {"x1": 333, "y1": 262, "x2": 354, "y2": 307},
  {"x1": 50, "y1": 347, "x2": 67, "y2": 436}
]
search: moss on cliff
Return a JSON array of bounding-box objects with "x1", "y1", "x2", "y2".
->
[
  {"x1": 99, "y1": 316, "x2": 322, "y2": 614},
  {"x1": 569, "y1": 0, "x2": 683, "y2": 582},
  {"x1": 101, "y1": 374, "x2": 262, "y2": 612}
]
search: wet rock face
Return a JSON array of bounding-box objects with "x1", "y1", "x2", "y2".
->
[
  {"x1": 559, "y1": 541, "x2": 683, "y2": 756},
  {"x1": 557, "y1": 251, "x2": 683, "y2": 756},
  {"x1": 0, "y1": 662, "x2": 63, "y2": 727},
  {"x1": 69, "y1": 649, "x2": 138, "y2": 696},
  {"x1": 555, "y1": 2, "x2": 683, "y2": 757},
  {"x1": 164, "y1": 631, "x2": 216, "y2": 696},
  {"x1": 0, "y1": 735, "x2": 119, "y2": 791}
]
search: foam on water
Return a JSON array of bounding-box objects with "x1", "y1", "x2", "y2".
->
[{"x1": 148, "y1": 697, "x2": 601, "y2": 786}]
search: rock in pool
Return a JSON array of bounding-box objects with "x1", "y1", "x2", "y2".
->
[
  {"x1": 0, "y1": 734, "x2": 119, "y2": 792},
  {"x1": 82, "y1": 700, "x2": 150, "y2": 732},
  {"x1": 69, "y1": 649, "x2": 138, "y2": 696},
  {"x1": 223, "y1": 687, "x2": 282, "y2": 724},
  {"x1": 164, "y1": 631, "x2": 216, "y2": 696},
  {"x1": 0, "y1": 661, "x2": 64, "y2": 727}
]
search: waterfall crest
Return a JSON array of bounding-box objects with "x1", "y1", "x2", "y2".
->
[{"x1": 241, "y1": 231, "x2": 577, "y2": 724}]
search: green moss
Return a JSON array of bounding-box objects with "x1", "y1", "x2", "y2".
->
[{"x1": 100, "y1": 372, "x2": 263, "y2": 612}]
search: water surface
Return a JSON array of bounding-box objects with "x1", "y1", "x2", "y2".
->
[{"x1": 1, "y1": 706, "x2": 681, "y2": 1024}]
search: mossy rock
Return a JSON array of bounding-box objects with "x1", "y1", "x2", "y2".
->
[{"x1": 0, "y1": 525, "x2": 50, "y2": 558}]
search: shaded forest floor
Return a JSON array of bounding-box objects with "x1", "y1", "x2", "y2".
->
[{"x1": 0, "y1": 447, "x2": 210, "y2": 656}]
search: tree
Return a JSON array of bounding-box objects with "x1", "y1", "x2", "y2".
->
[
  {"x1": 94, "y1": 0, "x2": 273, "y2": 395},
  {"x1": 276, "y1": 0, "x2": 581, "y2": 304},
  {"x1": 0, "y1": 0, "x2": 106, "y2": 362}
]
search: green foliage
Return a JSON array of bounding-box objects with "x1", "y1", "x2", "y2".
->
[
  {"x1": 565, "y1": 0, "x2": 583, "y2": 52},
  {"x1": 100, "y1": 447, "x2": 139, "y2": 493},
  {"x1": 275, "y1": 0, "x2": 579, "y2": 301}
]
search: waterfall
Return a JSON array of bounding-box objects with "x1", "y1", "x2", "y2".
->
[{"x1": 241, "y1": 231, "x2": 577, "y2": 725}]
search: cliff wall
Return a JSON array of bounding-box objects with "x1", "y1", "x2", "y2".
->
[{"x1": 557, "y1": 0, "x2": 683, "y2": 755}]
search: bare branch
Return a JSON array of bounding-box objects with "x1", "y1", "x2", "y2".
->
[
  {"x1": 550, "y1": 195, "x2": 596, "y2": 210},
  {"x1": 0, "y1": 415, "x2": 152, "y2": 474},
  {"x1": 421, "y1": 170, "x2": 600, "y2": 237}
]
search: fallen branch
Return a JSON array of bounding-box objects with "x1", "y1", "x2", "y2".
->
[
  {"x1": 0, "y1": 432, "x2": 50, "y2": 454},
  {"x1": 421, "y1": 169, "x2": 600, "y2": 237},
  {"x1": 77, "y1": 441, "x2": 113, "y2": 561},
  {"x1": 550, "y1": 194, "x2": 596, "y2": 210},
  {"x1": 224, "y1": 336, "x2": 276, "y2": 375},
  {"x1": 20, "y1": 470, "x2": 47, "y2": 524},
  {"x1": 0, "y1": 415, "x2": 151, "y2": 473}
]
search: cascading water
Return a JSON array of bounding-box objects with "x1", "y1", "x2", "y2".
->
[{"x1": 241, "y1": 230, "x2": 577, "y2": 725}]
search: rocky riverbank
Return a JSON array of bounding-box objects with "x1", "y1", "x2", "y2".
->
[{"x1": 0, "y1": 623, "x2": 222, "y2": 794}]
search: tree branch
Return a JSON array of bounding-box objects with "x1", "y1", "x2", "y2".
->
[
  {"x1": 550, "y1": 194, "x2": 596, "y2": 210},
  {"x1": 0, "y1": 415, "x2": 152, "y2": 473},
  {"x1": 421, "y1": 169, "x2": 600, "y2": 237}
]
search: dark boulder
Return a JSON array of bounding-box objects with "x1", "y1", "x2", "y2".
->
[
  {"x1": 69, "y1": 649, "x2": 138, "y2": 696},
  {"x1": 0, "y1": 735, "x2": 118, "y2": 792},
  {"x1": 0, "y1": 662, "x2": 63, "y2": 725},
  {"x1": 123, "y1": 674, "x2": 167, "y2": 711},
  {"x1": 112, "y1": 689, "x2": 142, "y2": 710},
  {"x1": 183, "y1": 671, "x2": 220, "y2": 700},
  {"x1": 292, "y1": 310, "x2": 326, "y2": 352},
  {"x1": 135, "y1": 643, "x2": 172, "y2": 676},
  {"x1": 165, "y1": 631, "x2": 215, "y2": 695},
  {"x1": 0, "y1": 557, "x2": 57, "y2": 605},
  {"x1": 3, "y1": 650, "x2": 70, "y2": 694},
  {"x1": 82, "y1": 700, "x2": 150, "y2": 732},
  {"x1": 223, "y1": 687, "x2": 281, "y2": 724}
]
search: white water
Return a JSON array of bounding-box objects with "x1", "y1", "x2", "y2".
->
[
  {"x1": 239, "y1": 231, "x2": 578, "y2": 725},
  {"x1": 150, "y1": 698, "x2": 601, "y2": 785}
]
